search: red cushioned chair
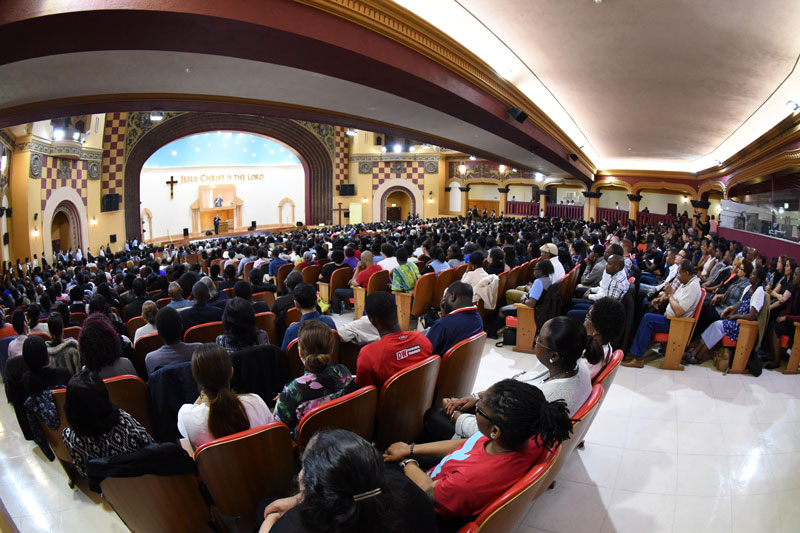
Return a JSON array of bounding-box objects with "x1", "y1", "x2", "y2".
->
[
  {"x1": 593, "y1": 349, "x2": 624, "y2": 388},
  {"x1": 393, "y1": 272, "x2": 436, "y2": 331},
  {"x1": 103, "y1": 375, "x2": 154, "y2": 435},
  {"x1": 433, "y1": 332, "x2": 487, "y2": 406},
  {"x1": 651, "y1": 288, "x2": 706, "y2": 370},
  {"x1": 184, "y1": 321, "x2": 225, "y2": 344}
]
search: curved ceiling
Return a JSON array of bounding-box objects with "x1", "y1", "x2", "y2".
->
[{"x1": 397, "y1": 0, "x2": 800, "y2": 172}]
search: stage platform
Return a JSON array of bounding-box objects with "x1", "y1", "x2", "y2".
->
[{"x1": 147, "y1": 224, "x2": 302, "y2": 246}]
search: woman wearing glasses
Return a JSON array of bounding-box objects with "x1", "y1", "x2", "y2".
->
[
  {"x1": 384, "y1": 379, "x2": 572, "y2": 524},
  {"x1": 583, "y1": 297, "x2": 625, "y2": 379},
  {"x1": 428, "y1": 316, "x2": 599, "y2": 441}
]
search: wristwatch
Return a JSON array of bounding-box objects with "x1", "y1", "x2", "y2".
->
[
  {"x1": 472, "y1": 392, "x2": 480, "y2": 401},
  {"x1": 400, "y1": 458, "x2": 419, "y2": 469}
]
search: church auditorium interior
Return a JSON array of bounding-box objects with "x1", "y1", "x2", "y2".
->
[{"x1": 1, "y1": 1, "x2": 800, "y2": 532}]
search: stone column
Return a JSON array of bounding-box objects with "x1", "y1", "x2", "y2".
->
[
  {"x1": 539, "y1": 189, "x2": 548, "y2": 217},
  {"x1": 459, "y1": 187, "x2": 470, "y2": 217},
  {"x1": 582, "y1": 191, "x2": 602, "y2": 221},
  {"x1": 497, "y1": 187, "x2": 509, "y2": 215},
  {"x1": 627, "y1": 194, "x2": 643, "y2": 224}
]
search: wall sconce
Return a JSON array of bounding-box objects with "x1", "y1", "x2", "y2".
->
[
  {"x1": 91, "y1": 217, "x2": 97, "y2": 226},
  {"x1": 682, "y1": 196, "x2": 688, "y2": 203},
  {"x1": 459, "y1": 163, "x2": 467, "y2": 175},
  {"x1": 362, "y1": 197, "x2": 368, "y2": 203},
  {"x1": 32, "y1": 226, "x2": 39, "y2": 238},
  {"x1": 428, "y1": 191, "x2": 434, "y2": 204},
  {"x1": 391, "y1": 203, "x2": 397, "y2": 207}
]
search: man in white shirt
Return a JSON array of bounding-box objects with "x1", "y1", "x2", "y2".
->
[
  {"x1": 539, "y1": 243, "x2": 565, "y2": 283},
  {"x1": 378, "y1": 243, "x2": 399, "y2": 272},
  {"x1": 624, "y1": 259, "x2": 702, "y2": 368}
]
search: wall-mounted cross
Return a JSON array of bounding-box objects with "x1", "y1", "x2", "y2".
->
[{"x1": 166, "y1": 176, "x2": 178, "y2": 199}]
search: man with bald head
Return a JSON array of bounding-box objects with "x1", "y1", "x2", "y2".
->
[
  {"x1": 166, "y1": 281, "x2": 192, "y2": 311},
  {"x1": 179, "y1": 279, "x2": 224, "y2": 333},
  {"x1": 566, "y1": 254, "x2": 630, "y2": 321},
  {"x1": 332, "y1": 251, "x2": 381, "y2": 314}
]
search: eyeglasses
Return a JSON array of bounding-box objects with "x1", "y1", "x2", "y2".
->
[
  {"x1": 475, "y1": 399, "x2": 503, "y2": 431},
  {"x1": 534, "y1": 334, "x2": 557, "y2": 353}
]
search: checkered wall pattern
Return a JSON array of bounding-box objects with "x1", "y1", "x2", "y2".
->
[
  {"x1": 101, "y1": 112, "x2": 128, "y2": 197},
  {"x1": 371, "y1": 161, "x2": 425, "y2": 192},
  {"x1": 39, "y1": 156, "x2": 89, "y2": 211},
  {"x1": 333, "y1": 126, "x2": 349, "y2": 189}
]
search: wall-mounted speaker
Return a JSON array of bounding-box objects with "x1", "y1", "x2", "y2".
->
[
  {"x1": 183, "y1": 228, "x2": 189, "y2": 237},
  {"x1": 251, "y1": 220, "x2": 256, "y2": 228},
  {"x1": 101, "y1": 193, "x2": 120, "y2": 212},
  {"x1": 340, "y1": 184, "x2": 356, "y2": 196},
  {"x1": 109, "y1": 234, "x2": 117, "y2": 243},
  {"x1": 508, "y1": 107, "x2": 528, "y2": 123},
  {"x1": 5, "y1": 207, "x2": 11, "y2": 218},
  {"x1": 2, "y1": 233, "x2": 8, "y2": 245}
]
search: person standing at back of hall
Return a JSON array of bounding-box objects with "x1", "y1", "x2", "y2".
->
[
  {"x1": 356, "y1": 291, "x2": 433, "y2": 390},
  {"x1": 213, "y1": 215, "x2": 220, "y2": 235}
]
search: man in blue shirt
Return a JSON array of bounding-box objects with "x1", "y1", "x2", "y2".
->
[
  {"x1": 426, "y1": 281, "x2": 484, "y2": 356},
  {"x1": 268, "y1": 247, "x2": 288, "y2": 278},
  {"x1": 281, "y1": 283, "x2": 336, "y2": 351}
]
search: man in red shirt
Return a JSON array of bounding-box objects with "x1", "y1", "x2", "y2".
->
[
  {"x1": 356, "y1": 291, "x2": 433, "y2": 390},
  {"x1": 331, "y1": 251, "x2": 381, "y2": 314}
]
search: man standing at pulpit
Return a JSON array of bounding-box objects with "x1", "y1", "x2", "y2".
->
[
  {"x1": 214, "y1": 194, "x2": 223, "y2": 207},
  {"x1": 213, "y1": 215, "x2": 220, "y2": 235}
]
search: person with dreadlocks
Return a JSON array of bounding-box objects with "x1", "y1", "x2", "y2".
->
[{"x1": 383, "y1": 379, "x2": 572, "y2": 523}]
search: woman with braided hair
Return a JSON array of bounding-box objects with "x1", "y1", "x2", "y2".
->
[{"x1": 384, "y1": 379, "x2": 573, "y2": 522}]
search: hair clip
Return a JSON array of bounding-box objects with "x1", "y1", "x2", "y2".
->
[{"x1": 353, "y1": 488, "x2": 382, "y2": 502}]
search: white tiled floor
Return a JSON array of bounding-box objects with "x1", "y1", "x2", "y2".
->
[{"x1": 2, "y1": 312, "x2": 799, "y2": 532}]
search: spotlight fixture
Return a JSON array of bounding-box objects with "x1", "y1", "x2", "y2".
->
[
  {"x1": 498, "y1": 165, "x2": 506, "y2": 173},
  {"x1": 779, "y1": 207, "x2": 785, "y2": 214},
  {"x1": 149, "y1": 111, "x2": 164, "y2": 121},
  {"x1": 469, "y1": 155, "x2": 476, "y2": 161},
  {"x1": 392, "y1": 143, "x2": 403, "y2": 153},
  {"x1": 569, "y1": 153, "x2": 579, "y2": 162},
  {"x1": 52, "y1": 128, "x2": 65, "y2": 141},
  {"x1": 380, "y1": 146, "x2": 387, "y2": 153},
  {"x1": 422, "y1": 143, "x2": 431, "y2": 149},
  {"x1": 409, "y1": 145, "x2": 416, "y2": 153},
  {"x1": 459, "y1": 164, "x2": 467, "y2": 175},
  {"x1": 785, "y1": 202, "x2": 790, "y2": 208},
  {"x1": 535, "y1": 173, "x2": 544, "y2": 183},
  {"x1": 345, "y1": 129, "x2": 358, "y2": 137},
  {"x1": 787, "y1": 100, "x2": 800, "y2": 113},
  {"x1": 511, "y1": 168, "x2": 517, "y2": 172},
  {"x1": 508, "y1": 107, "x2": 528, "y2": 123},
  {"x1": 71, "y1": 130, "x2": 81, "y2": 141}
]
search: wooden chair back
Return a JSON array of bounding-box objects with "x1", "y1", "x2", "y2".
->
[
  {"x1": 100, "y1": 473, "x2": 213, "y2": 532},
  {"x1": 28, "y1": 331, "x2": 51, "y2": 341},
  {"x1": 253, "y1": 291, "x2": 276, "y2": 308},
  {"x1": 63, "y1": 326, "x2": 81, "y2": 340},
  {"x1": 321, "y1": 266, "x2": 352, "y2": 303},
  {"x1": 103, "y1": 375, "x2": 154, "y2": 435},
  {"x1": 366, "y1": 269, "x2": 391, "y2": 294},
  {"x1": 40, "y1": 388, "x2": 71, "y2": 465},
  {"x1": 133, "y1": 333, "x2": 165, "y2": 376},
  {"x1": 375, "y1": 355, "x2": 441, "y2": 450},
  {"x1": 431, "y1": 269, "x2": 456, "y2": 310},
  {"x1": 184, "y1": 321, "x2": 225, "y2": 343},
  {"x1": 457, "y1": 447, "x2": 560, "y2": 533},
  {"x1": 302, "y1": 265, "x2": 322, "y2": 285},
  {"x1": 255, "y1": 312, "x2": 278, "y2": 345},
  {"x1": 126, "y1": 315, "x2": 147, "y2": 340},
  {"x1": 242, "y1": 261, "x2": 255, "y2": 281},
  {"x1": 506, "y1": 266, "x2": 521, "y2": 291},
  {"x1": 71, "y1": 311, "x2": 87, "y2": 324},
  {"x1": 285, "y1": 307, "x2": 301, "y2": 328},
  {"x1": 454, "y1": 263, "x2": 468, "y2": 280},
  {"x1": 194, "y1": 423, "x2": 295, "y2": 518},
  {"x1": 434, "y1": 332, "x2": 487, "y2": 406},
  {"x1": 411, "y1": 272, "x2": 437, "y2": 316},
  {"x1": 285, "y1": 329, "x2": 341, "y2": 379},
  {"x1": 276, "y1": 263, "x2": 294, "y2": 293},
  {"x1": 296, "y1": 386, "x2": 378, "y2": 451}
]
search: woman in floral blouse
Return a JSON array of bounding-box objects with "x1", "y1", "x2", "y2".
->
[{"x1": 273, "y1": 320, "x2": 356, "y2": 439}]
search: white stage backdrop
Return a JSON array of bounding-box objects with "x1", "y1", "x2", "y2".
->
[{"x1": 140, "y1": 163, "x2": 305, "y2": 238}]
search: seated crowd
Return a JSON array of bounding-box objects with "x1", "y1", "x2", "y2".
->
[{"x1": 1, "y1": 210, "x2": 796, "y2": 532}]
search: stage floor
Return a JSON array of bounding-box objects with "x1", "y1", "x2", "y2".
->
[{"x1": 146, "y1": 224, "x2": 301, "y2": 246}]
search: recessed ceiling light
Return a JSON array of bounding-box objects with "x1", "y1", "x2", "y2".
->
[
  {"x1": 594, "y1": 0, "x2": 602, "y2": 3},
  {"x1": 469, "y1": 155, "x2": 476, "y2": 161},
  {"x1": 627, "y1": 147, "x2": 632, "y2": 151}
]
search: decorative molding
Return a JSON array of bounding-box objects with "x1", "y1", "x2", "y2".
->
[
  {"x1": 424, "y1": 161, "x2": 438, "y2": 174},
  {"x1": 57, "y1": 159, "x2": 71, "y2": 180},
  {"x1": 358, "y1": 161, "x2": 372, "y2": 174},
  {"x1": 444, "y1": 187, "x2": 452, "y2": 192},
  {"x1": 583, "y1": 191, "x2": 602, "y2": 198},
  {"x1": 631, "y1": 180, "x2": 697, "y2": 198},
  {"x1": 294, "y1": 120, "x2": 336, "y2": 158},
  {"x1": 497, "y1": 187, "x2": 510, "y2": 193},
  {"x1": 724, "y1": 148, "x2": 800, "y2": 197},
  {"x1": 597, "y1": 169, "x2": 695, "y2": 181},
  {"x1": 0, "y1": 130, "x2": 15, "y2": 150},
  {"x1": 627, "y1": 194, "x2": 643, "y2": 202},
  {"x1": 16, "y1": 138, "x2": 102, "y2": 161},
  {"x1": 458, "y1": 186, "x2": 470, "y2": 192},
  {"x1": 295, "y1": 0, "x2": 592, "y2": 170},
  {"x1": 690, "y1": 200, "x2": 710, "y2": 209},
  {"x1": 29, "y1": 153, "x2": 42, "y2": 178},
  {"x1": 125, "y1": 111, "x2": 186, "y2": 160},
  {"x1": 350, "y1": 154, "x2": 439, "y2": 162},
  {"x1": 591, "y1": 178, "x2": 633, "y2": 193}
]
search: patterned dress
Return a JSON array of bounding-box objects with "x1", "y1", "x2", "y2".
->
[
  {"x1": 62, "y1": 409, "x2": 154, "y2": 476},
  {"x1": 273, "y1": 364, "x2": 356, "y2": 439},
  {"x1": 721, "y1": 289, "x2": 753, "y2": 342},
  {"x1": 391, "y1": 262, "x2": 421, "y2": 293}
]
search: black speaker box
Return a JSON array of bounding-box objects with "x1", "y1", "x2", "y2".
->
[
  {"x1": 340, "y1": 184, "x2": 356, "y2": 196},
  {"x1": 509, "y1": 107, "x2": 528, "y2": 123},
  {"x1": 183, "y1": 228, "x2": 189, "y2": 237},
  {"x1": 109, "y1": 234, "x2": 117, "y2": 243},
  {"x1": 101, "y1": 193, "x2": 120, "y2": 212},
  {"x1": 251, "y1": 220, "x2": 256, "y2": 228},
  {"x1": 206, "y1": 230, "x2": 213, "y2": 236},
  {"x1": 5, "y1": 207, "x2": 11, "y2": 218},
  {"x1": 2, "y1": 233, "x2": 7, "y2": 245}
]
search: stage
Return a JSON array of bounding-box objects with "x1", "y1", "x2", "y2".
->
[{"x1": 147, "y1": 223, "x2": 303, "y2": 246}]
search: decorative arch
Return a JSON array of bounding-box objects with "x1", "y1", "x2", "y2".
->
[
  {"x1": 141, "y1": 208, "x2": 153, "y2": 243},
  {"x1": 42, "y1": 187, "x2": 89, "y2": 262},
  {"x1": 592, "y1": 178, "x2": 632, "y2": 193},
  {"x1": 373, "y1": 179, "x2": 422, "y2": 222},
  {"x1": 698, "y1": 180, "x2": 725, "y2": 200},
  {"x1": 632, "y1": 181, "x2": 698, "y2": 199},
  {"x1": 124, "y1": 113, "x2": 333, "y2": 240},
  {"x1": 545, "y1": 177, "x2": 588, "y2": 191},
  {"x1": 277, "y1": 197, "x2": 296, "y2": 225}
]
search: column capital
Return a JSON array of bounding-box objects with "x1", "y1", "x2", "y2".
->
[
  {"x1": 690, "y1": 199, "x2": 710, "y2": 209},
  {"x1": 627, "y1": 194, "x2": 643, "y2": 202},
  {"x1": 497, "y1": 187, "x2": 510, "y2": 193},
  {"x1": 444, "y1": 187, "x2": 452, "y2": 192},
  {"x1": 458, "y1": 187, "x2": 470, "y2": 192},
  {"x1": 583, "y1": 191, "x2": 602, "y2": 198}
]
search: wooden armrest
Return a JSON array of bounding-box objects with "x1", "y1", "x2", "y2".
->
[
  {"x1": 666, "y1": 316, "x2": 694, "y2": 323},
  {"x1": 513, "y1": 303, "x2": 531, "y2": 309},
  {"x1": 318, "y1": 282, "x2": 330, "y2": 290},
  {"x1": 794, "y1": 322, "x2": 800, "y2": 328},
  {"x1": 736, "y1": 319, "x2": 758, "y2": 326}
]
